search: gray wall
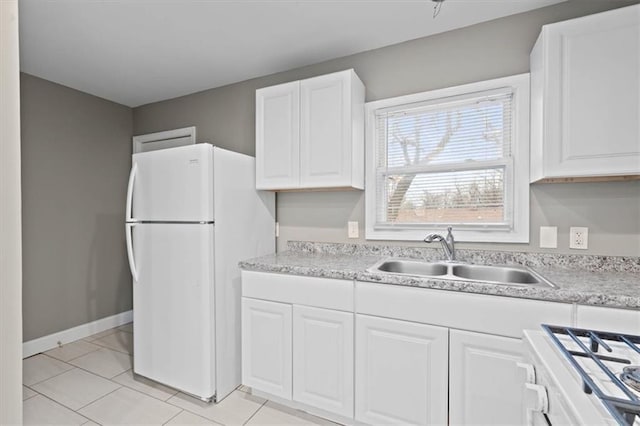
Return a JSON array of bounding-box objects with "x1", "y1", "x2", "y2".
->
[
  {"x1": 21, "y1": 73, "x2": 133, "y2": 341},
  {"x1": 134, "y1": 0, "x2": 640, "y2": 257}
]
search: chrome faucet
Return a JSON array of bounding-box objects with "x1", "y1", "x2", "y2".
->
[{"x1": 424, "y1": 226, "x2": 456, "y2": 261}]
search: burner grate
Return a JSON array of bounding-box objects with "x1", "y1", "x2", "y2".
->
[{"x1": 543, "y1": 324, "x2": 640, "y2": 426}]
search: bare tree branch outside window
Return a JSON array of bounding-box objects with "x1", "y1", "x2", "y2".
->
[{"x1": 383, "y1": 97, "x2": 510, "y2": 225}]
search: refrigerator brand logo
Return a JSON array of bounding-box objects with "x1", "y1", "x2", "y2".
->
[{"x1": 189, "y1": 159, "x2": 199, "y2": 165}]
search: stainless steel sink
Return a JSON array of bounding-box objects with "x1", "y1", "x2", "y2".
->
[
  {"x1": 369, "y1": 259, "x2": 555, "y2": 288},
  {"x1": 451, "y1": 264, "x2": 542, "y2": 285},
  {"x1": 376, "y1": 260, "x2": 448, "y2": 276}
]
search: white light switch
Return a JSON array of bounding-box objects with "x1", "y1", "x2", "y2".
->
[
  {"x1": 539, "y1": 226, "x2": 557, "y2": 249},
  {"x1": 348, "y1": 221, "x2": 359, "y2": 239}
]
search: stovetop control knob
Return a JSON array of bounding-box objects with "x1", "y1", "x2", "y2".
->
[{"x1": 524, "y1": 383, "x2": 549, "y2": 413}]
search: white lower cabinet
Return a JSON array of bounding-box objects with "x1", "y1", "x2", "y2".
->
[
  {"x1": 293, "y1": 305, "x2": 354, "y2": 417},
  {"x1": 241, "y1": 273, "x2": 571, "y2": 425},
  {"x1": 241, "y1": 298, "x2": 292, "y2": 400},
  {"x1": 449, "y1": 329, "x2": 524, "y2": 425},
  {"x1": 355, "y1": 314, "x2": 449, "y2": 426}
]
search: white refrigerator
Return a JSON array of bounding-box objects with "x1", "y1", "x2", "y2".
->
[{"x1": 125, "y1": 144, "x2": 275, "y2": 402}]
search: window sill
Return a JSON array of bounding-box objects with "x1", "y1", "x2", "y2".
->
[{"x1": 365, "y1": 227, "x2": 529, "y2": 243}]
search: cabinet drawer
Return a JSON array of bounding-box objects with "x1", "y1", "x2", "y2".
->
[
  {"x1": 242, "y1": 271, "x2": 354, "y2": 312},
  {"x1": 356, "y1": 282, "x2": 572, "y2": 338},
  {"x1": 576, "y1": 305, "x2": 640, "y2": 335}
]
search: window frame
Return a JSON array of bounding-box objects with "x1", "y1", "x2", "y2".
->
[{"x1": 365, "y1": 74, "x2": 530, "y2": 243}]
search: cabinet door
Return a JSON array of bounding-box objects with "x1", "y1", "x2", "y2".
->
[
  {"x1": 293, "y1": 306, "x2": 354, "y2": 417},
  {"x1": 241, "y1": 298, "x2": 292, "y2": 400},
  {"x1": 300, "y1": 71, "x2": 352, "y2": 188},
  {"x1": 539, "y1": 5, "x2": 640, "y2": 177},
  {"x1": 355, "y1": 314, "x2": 448, "y2": 426},
  {"x1": 256, "y1": 81, "x2": 300, "y2": 189},
  {"x1": 449, "y1": 329, "x2": 524, "y2": 425}
]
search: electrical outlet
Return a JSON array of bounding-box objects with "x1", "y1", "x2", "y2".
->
[
  {"x1": 348, "y1": 221, "x2": 359, "y2": 239},
  {"x1": 569, "y1": 227, "x2": 588, "y2": 250}
]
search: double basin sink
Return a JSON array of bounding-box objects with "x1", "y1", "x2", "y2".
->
[{"x1": 370, "y1": 259, "x2": 555, "y2": 288}]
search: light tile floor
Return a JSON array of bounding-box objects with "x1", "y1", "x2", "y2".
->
[{"x1": 23, "y1": 323, "x2": 337, "y2": 425}]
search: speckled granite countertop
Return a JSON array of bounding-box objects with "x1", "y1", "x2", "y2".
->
[{"x1": 239, "y1": 242, "x2": 640, "y2": 309}]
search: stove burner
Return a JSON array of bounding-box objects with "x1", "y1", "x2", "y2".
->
[
  {"x1": 621, "y1": 366, "x2": 640, "y2": 392},
  {"x1": 543, "y1": 325, "x2": 640, "y2": 426}
]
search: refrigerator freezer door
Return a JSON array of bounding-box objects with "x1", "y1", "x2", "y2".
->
[
  {"x1": 131, "y1": 144, "x2": 214, "y2": 222},
  {"x1": 132, "y1": 223, "x2": 215, "y2": 399}
]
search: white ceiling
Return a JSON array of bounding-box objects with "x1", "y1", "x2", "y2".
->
[{"x1": 19, "y1": 0, "x2": 565, "y2": 107}]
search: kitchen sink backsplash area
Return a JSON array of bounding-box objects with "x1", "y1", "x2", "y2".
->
[{"x1": 287, "y1": 240, "x2": 640, "y2": 273}]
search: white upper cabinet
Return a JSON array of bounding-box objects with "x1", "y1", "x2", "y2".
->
[
  {"x1": 530, "y1": 5, "x2": 640, "y2": 182},
  {"x1": 255, "y1": 81, "x2": 300, "y2": 189},
  {"x1": 256, "y1": 69, "x2": 365, "y2": 190}
]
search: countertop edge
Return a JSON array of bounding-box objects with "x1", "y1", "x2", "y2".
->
[{"x1": 238, "y1": 259, "x2": 640, "y2": 310}]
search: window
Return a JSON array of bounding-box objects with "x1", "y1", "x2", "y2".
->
[{"x1": 365, "y1": 74, "x2": 530, "y2": 243}]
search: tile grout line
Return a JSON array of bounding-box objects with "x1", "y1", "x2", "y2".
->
[
  {"x1": 24, "y1": 327, "x2": 127, "y2": 425},
  {"x1": 29, "y1": 391, "x2": 93, "y2": 424},
  {"x1": 74, "y1": 384, "x2": 124, "y2": 413},
  {"x1": 30, "y1": 365, "x2": 125, "y2": 413},
  {"x1": 22, "y1": 392, "x2": 39, "y2": 402},
  {"x1": 161, "y1": 408, "x2": 185, "y2": 425},
  {"x1": 84, "y1": 326, "x2": 122, "y2": 341},
  {"x1": 112, "y1": 369, "x2": 180, "y2": 403},
  {"x1": 63, "y1": 352, "x2": 133, "y2": 381},
  {"x1": 78, "y1": 383, "x2": 184, "y2": 424},
  {"x1": 46, "y1": 342, "x2": 103, "y2": 363},
  {"x1": 242, "y1": 399, "x2": 268, "y2": 425},
  {"x1": 74, "y1": 384, "x2": 124, "y2": 416},
  {"x1": 90, "y1": 334, "x2": 134, "y2": 355},
  {"x1": 28, "y1": 326, "x2": 318, "y2": 426},
  {"x1": 28, "y1": 347, "x2": 134, "y2": 394},
  {"x1": 24, "y1": 354, "x2": 76, "y2": 387}
]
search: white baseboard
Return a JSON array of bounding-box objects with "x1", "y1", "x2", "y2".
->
[{"x1": 23, "y1": 310, "x2": 133, "y2": 358}]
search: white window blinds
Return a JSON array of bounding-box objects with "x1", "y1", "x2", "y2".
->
[{"x1": 374, "y1": 88, "x2": 514, "y2": 229}]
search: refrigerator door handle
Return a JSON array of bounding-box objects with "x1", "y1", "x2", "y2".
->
[
  {"x1": 126, "y1": 163, "x2": 138, "y2": 222},
  {"x1": 125, "y1": 223, "x2": 139, "y2": 282}
]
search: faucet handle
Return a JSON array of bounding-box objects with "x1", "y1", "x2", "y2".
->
[{"x1": 424, "y1": 233, "x2": 443, "y2": 243}]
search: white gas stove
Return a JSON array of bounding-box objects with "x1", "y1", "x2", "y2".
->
[{"x1": 524, "y1": 325, "x2": 640, "y2": 425}]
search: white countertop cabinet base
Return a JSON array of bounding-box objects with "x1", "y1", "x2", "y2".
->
[
  {"x1": 292, "y1": 305, "x2": 354, "y2": 418},
  {"x1": 449, "y1": 329, "x2": 524, "y2": 426},
  {"x1": 530, "y1": 5, "x2": 640, "y2": 181},
  {"x1": 355, "y1": 314, "x2": 448, "y2": 426},
  {"x1": 241, "y1": 271, "x2": 355, "y2": 423},
  {"x1": 241, "y1": 298, "x2": 292, "y2": 400},
  {"x1": 241, "y1": 271, "x2": 581, "y2": 425}
]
